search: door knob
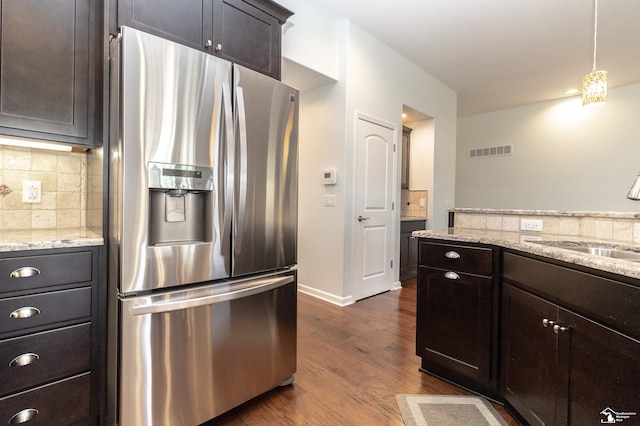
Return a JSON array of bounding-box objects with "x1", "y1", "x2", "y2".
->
[{"x1": 357, "y1": 216, "x2": 370, "y2": 222}]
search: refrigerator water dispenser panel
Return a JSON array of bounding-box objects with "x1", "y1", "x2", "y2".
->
[
  {"x1": 148, "y1": 162, "x2": 214, "y2": 246},
  {"x1": 148, "y1": 162, "x2": 214, "y2": 190}
]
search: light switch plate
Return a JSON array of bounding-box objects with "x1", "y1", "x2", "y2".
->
[{"x1": 324, "y1": 194, "x2": 336, "y2": 207}]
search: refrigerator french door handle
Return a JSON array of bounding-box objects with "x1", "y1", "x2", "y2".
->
[
  {"x1": 235, "y1": 86, "x2": 248, "y2": 253},
  {"x1": 221, "y1": 81, "x2": 234, "y2": 252},
  {"x1": 131, "y1": 275, "x2": 293, "y2": 315}
]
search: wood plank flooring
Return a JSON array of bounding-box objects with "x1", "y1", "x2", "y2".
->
[{"x1": 209, "y1": 278, "x2": 519, "y2": 425}]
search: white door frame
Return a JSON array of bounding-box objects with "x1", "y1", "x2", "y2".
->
[{"x1": 350, "y1": 112, "x2": 398, "y2": 301}]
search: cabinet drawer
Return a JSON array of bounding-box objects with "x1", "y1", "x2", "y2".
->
[
  {"x1": 419, "y1": 242, "x2": 493, "y2": 275},
  {"x1": 0, "y1": 323, "x2": 91, "y2": 396},
  {"x1": 0, "y1": 252, "x2": 92, "y2": 295},
  {"x1": 0, "y1": 373, "x2": 91, "y2": 426},
  {"x1": 503, "y1": 252, "x2": 640, "y2": 339},
  {"x1": 0, "y1": 287, "x2": 91, "y2": 335}
]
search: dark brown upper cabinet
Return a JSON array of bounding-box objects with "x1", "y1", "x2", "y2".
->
[
  {"x1": 0, "y1": 0, "x2": 100, "y2": 147},
  {"x1": 115, "y1": 0, "x2": 292, "y2": 80},
  {"x1": 401, "y1": 126, "x2": 411, "y2": 189},
  {"x1": 116, "y1": 0, "x2": 211, "y2": 51}
]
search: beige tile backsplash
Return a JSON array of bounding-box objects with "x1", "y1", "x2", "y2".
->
[
  {"x1": 0, "y1": 146, "x2": 90, "y2": 230},
  {"x1": 401, "y1": 189, "x2": 428, "y2": 217},
  {"x1": 454, "y1": 211, "x2": 640, "y2": 244}
]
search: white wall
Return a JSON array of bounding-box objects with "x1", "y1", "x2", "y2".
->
[
  {"x1": 457, "y1": 83, "x2": 640, "y2": 212},
  {"x1": 279, "y1": 0, "x2": 457, "y2": 304},
  {"x1": 291, "y1": 22, "x2": 350, "y2": 305},
  {"x1": 280, "y1": 0, "x2": 339, "y2": 81},
  {"x1": 396, "y1": 58, "x2": 458, "y2": 230}
]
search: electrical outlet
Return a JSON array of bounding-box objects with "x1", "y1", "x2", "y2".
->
[
  {"x1": 22, "y1": 180, "x2": 42, "y2": 203},
  {"x1": 419, "y1": 198, "x2": 426, "y2": 208},
  {"x1": 520, "y1": 218, "x2": 543, "y2": 232}
]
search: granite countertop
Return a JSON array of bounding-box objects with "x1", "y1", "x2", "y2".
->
[
  {"x1": 0, "y1": 228, "x2": 104, "y2": 253},
  {"x1": 450, "y1": 208, "x2": 640, "y2": 219},
  {"x1": 413, "y1": 227, "x2": 640, "y2": 280}
]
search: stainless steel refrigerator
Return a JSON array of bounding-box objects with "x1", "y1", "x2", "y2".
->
[{"x1": 107, "y1": 27, "x2": 298, "y2": 426}]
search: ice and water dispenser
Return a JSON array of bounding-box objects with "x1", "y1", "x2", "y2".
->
[{"x1": 147, "y1": 162, "x2": 214, "y2": 246}]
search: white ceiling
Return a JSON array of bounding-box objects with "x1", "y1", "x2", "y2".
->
[{"x1": 296, "y1": 0, "x2": 640, "y2": 117}]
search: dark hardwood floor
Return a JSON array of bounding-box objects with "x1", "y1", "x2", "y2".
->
[{"x1": 210, "y1": 278, "x2": 519, "y2": 425}]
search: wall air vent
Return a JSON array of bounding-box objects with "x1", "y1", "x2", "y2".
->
[{"x1": 469, "y1": 145, "x2": 513, "y2": 158}]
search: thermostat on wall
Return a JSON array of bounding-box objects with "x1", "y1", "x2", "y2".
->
[{"x1": 323, "y1": 168, "x2": 337, "y2": 185}]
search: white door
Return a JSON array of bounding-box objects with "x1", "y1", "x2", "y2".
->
[{"x1": 353, "y1": 115, "x2": 396, "y2": 300}]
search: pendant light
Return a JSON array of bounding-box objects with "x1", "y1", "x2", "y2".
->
[
  {"x1": 626, "y1": 172, "x2": 640, "y2": 200},
  {"x1": 582, "y1": 0, "x2": 607, "y2": 106}
]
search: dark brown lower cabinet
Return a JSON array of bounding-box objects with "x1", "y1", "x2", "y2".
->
[
  {"x1": 501, "y1": 284, "x2": 563, "y2": 425},
  {"x1": 399, "y1": 220, "x2": 425, "y2": 280},
  {"x1": 417, "y1": 241, "x2": 640, "y2": 425},
  {"x1": 0, "y1": 247, "x2": 103, "y2": 425},
  {"x1": 416, "y1": 239, "x2": 499, "y2": 398},
  {"x1": 562, "y1": 309, "x2": 640, "y2": 425},
  {"x1": 417, "y1": 266, "x2": 493, "y2": 383},
  {"x1": 501, "y1": 284, "x2": 640, "y2": 426}
]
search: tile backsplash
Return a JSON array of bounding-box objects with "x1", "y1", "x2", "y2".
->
[
  {"x1": 401, "y1": 189, "x2": 428, "y2": 217},
  {"x1": 452, "y1": 209, "x2": 640, "y2": 244},
  {"x1": 0, "y1": 146, "x2": 93, "y2": 230}
]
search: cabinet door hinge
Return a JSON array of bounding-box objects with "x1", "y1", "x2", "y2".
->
[
  {"x1": 392, "y1": 202, "x2": 395, "y2": 210},
  {"x1": 393, "y1": 144, "x2": 396, "y2": 152},
  {"x1": 390, "y1": 260, "x2": 393, "y2": 269}
]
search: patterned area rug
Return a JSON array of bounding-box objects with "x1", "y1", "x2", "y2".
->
[{"x1": 396, "y1": 395, "x2": 508, "y2": 426}]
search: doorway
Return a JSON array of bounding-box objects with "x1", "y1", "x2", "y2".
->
[{"x1": 399, "y1": 105, "x2": 434, "y2": 281}]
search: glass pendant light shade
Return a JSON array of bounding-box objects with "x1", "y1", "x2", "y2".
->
[
  {"x1": 582, "y1": 0, "x2": 607, "y2": 107},
  {"x1": 582, "y1": 69, "x2": 607, "y2": 106}
]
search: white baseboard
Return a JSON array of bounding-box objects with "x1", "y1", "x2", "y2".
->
[{"x1": 297, "y1": 283, "x2": 355, "y2": 307}]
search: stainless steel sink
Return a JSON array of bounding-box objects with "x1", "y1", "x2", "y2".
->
[
  {"x1": 530, "y1": 241, "x2": 640, "y2": 262},
  {"x1": 554, "y1": 246, "x2": 640, "y2": 261}
]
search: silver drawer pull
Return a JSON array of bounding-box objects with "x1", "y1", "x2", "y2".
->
[
  {"x1": 444, "y1": 251, "x2": 460, "y2": 259},
  {"x1": 9, "y1": 353, "x2": 40, "y2": 367},
  {"x1": 10, "y1": 267, "x2": 41, "y2": 278},
  {"x1": 553, "y1": 324, "x2": 570, "y2": 334},
  {"x1": 542, "y1": 318, "x2": 556, "y2": 328},
  {"x1": 444, "y1": 271, "x2": 460, "y2": 280},
  {"x1": 9, "y1": 307, "x2": 40, "y2": 319},
  {"x1": 9, "y1": 409, "x2": 38, "y2": 424}
]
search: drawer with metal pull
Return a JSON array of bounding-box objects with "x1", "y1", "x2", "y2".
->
[
  {"x1": 0, "y1": 287, "x2": 91, "y2": 336},
  {"x1": 0, "y1": 373, "x2": 91, "y2": 425},
  {"x1": 0, "y1": 252, "x2": 92, "y2": 295},
  {"x1": 419, "y1": 242, "x2": 493, "y2": 275},
  {"x1": 0, "y1": 323, "x2": 91, "y2": 396}
]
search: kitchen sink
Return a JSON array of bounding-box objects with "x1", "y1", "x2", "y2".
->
[{"x1": 530, "y1": 241, "x2": 640, "y2": 262}]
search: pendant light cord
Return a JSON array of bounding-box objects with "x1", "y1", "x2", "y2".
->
[{"x1": 592, "y1": 0, "x2": 598, "y2": 72}]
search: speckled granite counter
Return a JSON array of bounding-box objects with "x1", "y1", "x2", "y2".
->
[
  {"x1": 0, "y1": 228, "x2": 104, "y2": 252},
  {"x1": 413, "y1": 227, "x2": 640, "y2": 280},
  {"x1": 450, "y1": 208, "x2": 640, "y2": 219}
]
